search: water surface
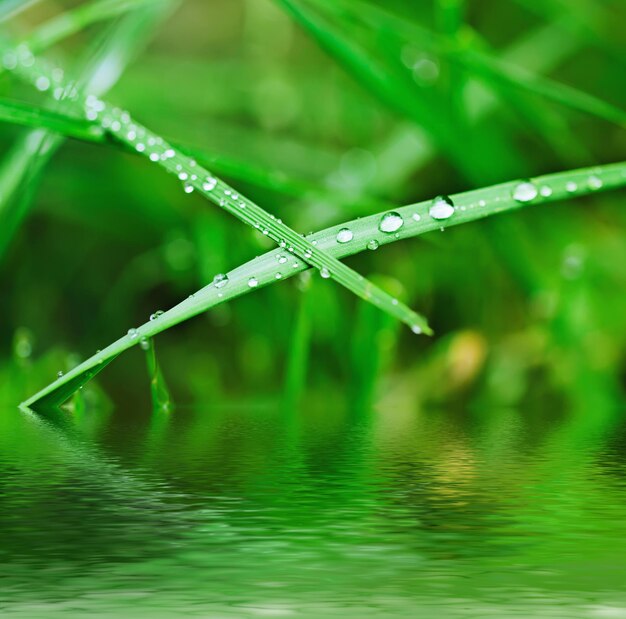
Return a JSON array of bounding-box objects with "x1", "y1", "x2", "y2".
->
[{"x1": 2, "y1": 401, "x2": 626, "y2": 617}]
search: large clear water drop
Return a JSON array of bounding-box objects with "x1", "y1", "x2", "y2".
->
[
  {"x1": 512, "y1": 182, "x2": 538, "y2": 203},
  {"x1": 213, "y1": 273, "x2": 229, "y2": 288},
  {"x1": 336, "y1": 228, "x2": 354, "y2": 243},
  {"x1": 379, "y1": 212, "x2": 404, "y2": 233},
  {"x1": 429, "y1": 195, "x2": 455, "y2": 219}
]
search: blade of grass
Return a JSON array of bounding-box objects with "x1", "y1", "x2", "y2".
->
[
  {"x1": 0, "y1": 129, "x2": 58, "y2": 260},
  {"x1": 21, "y1": 160, "x2": 626, "y2": 411},
  {"x1": 141, "y1": 337, "x2": 171, "y2": 413},
  {"x1": 0, "y1": 98, "x2": 105, "y2": 140},
  {"x1": 281, "y1": 275, "x2": 313, "y2": 410},
  {"x1": 0, "y1": 97, "x2": 336, "y2": 200},
  {"x1": 335, "y1": 0, "x2": 626, "y2": 127},
  {"x1": 459, "y1": 49, "x2": 626, "y2": 128},
  {"x1": 3, "y1": 43, "x2": 433, "y2": 337},
  {"x1": 0, "y1": 3, "x2": 177, "y2": 260},
  {"x1": 349, "y1": 274, "x2": 402, "y2": 412}
]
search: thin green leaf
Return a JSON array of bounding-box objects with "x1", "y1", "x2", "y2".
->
[
  {"x1": 0, "y1": 98, "x2": 105, "y2": 140},
  {"x1": 141, "y1": 337, "x2": 171, "y2": 413},
  {"x1": 2, "y1": 42, "x2": 433, "y2": 337},
  {"x1": 21, "y1": 160, "x2": 626, "y2": 411}
]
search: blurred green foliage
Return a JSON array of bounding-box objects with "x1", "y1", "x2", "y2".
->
[{"x1": 1, "y1": 0, "x2": 625, "y2": 417}]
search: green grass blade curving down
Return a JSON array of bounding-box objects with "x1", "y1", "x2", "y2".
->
[
  {"x1": 0, "y1": 96, "x2": 328, "y2": 199},
  {"x1": 292, "y1": 0, "x2": 626, "y2": 129},
  {"x1": 21, "y1": 160, "x2": 626, "y2": 411},
  {"x1": 2, "y1": 43, "x2": 433, "y2": 337}
]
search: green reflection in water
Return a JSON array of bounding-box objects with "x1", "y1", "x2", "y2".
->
[{"x1": 1, "y1": 399, "x2": 626, "y2": 618}]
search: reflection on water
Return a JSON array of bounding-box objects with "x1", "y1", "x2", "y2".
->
[{"x1": 1, "y1": 401, "x2": 626, "y2": 617}]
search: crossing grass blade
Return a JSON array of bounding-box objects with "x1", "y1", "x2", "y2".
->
[
  {"x1": 1, "y1": 41, "x2": 433, "y2": 338},
  {"x1": 21, "y1": 160, "x2": 626, "y2": 411}
]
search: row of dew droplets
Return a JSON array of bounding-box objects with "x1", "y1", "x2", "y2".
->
[
  {"x1": 512, "y1": 173, "x2": 604, "y2": 204},
  {"x1": 3, "y1": 45, "x2": 71, "y2": 100},
  {"x1": 118, "y1": 169, "x2": 608, "y2": 345}
]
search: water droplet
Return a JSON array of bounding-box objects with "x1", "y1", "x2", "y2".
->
[
  {"x1": 379, "y1": 211, "x2": 404, "y2": 233},
  {"x1": 304, "y1": 250, "x2": 312, "y2": 259},
  {"x1": 178, "y1": 171, "x2": 189, "y2": 181},
  {"x1": 149, "y1": 152, "x2": 160, "y2": 162},
  {"x1": 566, "y1": 181, "x2": 578, "y2": 193},
  {"x1": 320, "y1": 267, "x2": 331, "y2": 279},
  {"x1": 588, "y1": 175, "x2": 603, "y2": 190},
  {"x1": 539, "y1": 186, "x2": 552, "y2": 197},
  {"x1": 57, "y1": 371, "x2": 64, "y2": 378},
  {"x1": 183, "y1": 182, "x2": 194, "y2": 194},
  {"x1": 367, "y1": 239, "x2": 379, "y2": 251},
  {"x1": 277, "y1": 254, "x2": 288, "y2": 264},
  {"x1": 275, "y1": 272, "x2": 282, "y2": 279},
  {"x1": 336, "y1": 228, "x2": 354, "y2": 243},
  {"x1": 213, "y1": 273, "x2": 229, "y2": 288},
  {"x1": 512, "y1": 182, "x2": 538, "y2": 203},
  {"x1": 292, "y1": 262, "x2": 299, "y2": 268},
  {"x1": 128, "y1": 328, "x2": 139, "y2": 340},
  {"x1": 412, "y1": 213, "x2": 421, "y2": 222},
  {"x1": 391, "y1": 298, "x2": 398, "y2": 306},
  {"x1": 248, "y1": 277, "x2": 259, "y2": 288},
  {"x1": 479, "y1": 200, "x2": 486, "y2": 207},
  {"x1": 411, "y1": 325, "x2": 422, "y2": 335},
  {"x1": 429, "y1": 195, "x2": 455, "y2": 219},
  {"x1": 139, "y1": 337, "x2": 150, "y2": 351},
  {"x1": 164, "y1": 148, "x2": 175, "y2": 158},
  {"x1": 150, "y1": 310, "x2": 164, "y2": 321}
]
